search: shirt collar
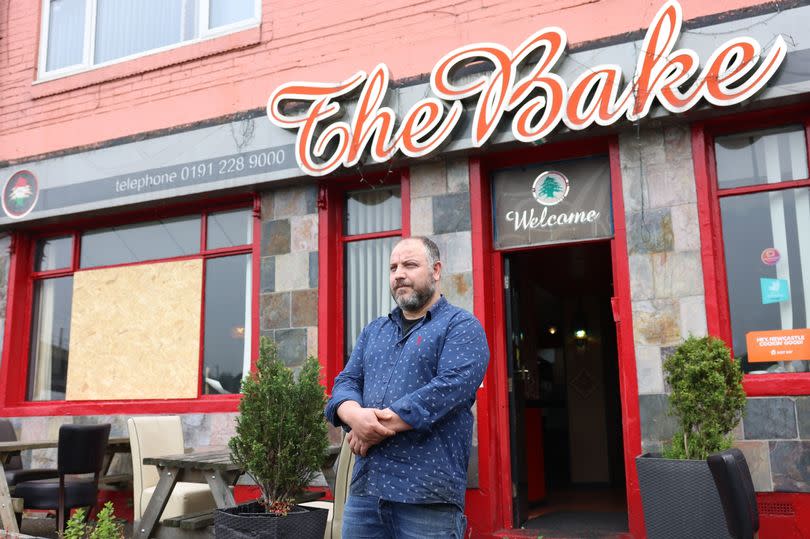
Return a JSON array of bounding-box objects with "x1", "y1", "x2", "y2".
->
[{"x1": 388, "y1": 295, "x2": 447, "y2": 324}]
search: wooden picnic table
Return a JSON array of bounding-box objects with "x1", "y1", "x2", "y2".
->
[
  {"x1": 0, "y1": 436, "x2": 130, "y2": 534},
  {"x1": 135, "y1": 447, "x2": 240, "y2": 539},
  {"x1": 135, "y1": 445, "x2": 341, "y2": 539}
]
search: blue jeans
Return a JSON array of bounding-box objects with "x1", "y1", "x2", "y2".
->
[{"x1": 342, "y1": 495, "x2": 467, "y2": 538}]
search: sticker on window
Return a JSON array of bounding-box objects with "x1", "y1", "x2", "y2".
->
[
  {"x1": 746, "y1": 329, "x2": 810, "y2": 363},
  {"x1": 760, "y1": 278, "x2": 790, "y2": 304}
]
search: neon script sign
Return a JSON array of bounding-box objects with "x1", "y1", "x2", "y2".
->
[{"x1": 267, "y1": 0, "x2": 787, "y2": 177}]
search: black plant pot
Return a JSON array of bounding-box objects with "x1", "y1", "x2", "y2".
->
[
  {"x1": 214, "y1": 501, "x2": 329, "y2": 539},
  {"x1": 636, "y1": 453, "x2": 731, "y2": 539}
]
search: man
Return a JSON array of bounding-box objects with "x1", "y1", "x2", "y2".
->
[{"x1": 324, "y1": 236, "x2": 489, "y2": 539}]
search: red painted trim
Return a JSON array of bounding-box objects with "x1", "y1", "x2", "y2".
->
[
  {"x1": 609, "y1": 139, "x2": 645, "y2": 539},
  {"x1": 341, "y1": 230, "x2": 402, "y2": 243},
  {"x1": 1, "y1": 398, "x2": 239, "y2": 417},
  {"x1": 744, "y1": 375, "x2": 810, "y2": 396},
  {"x1": 717, "y1": 177, "x2": 810, "y2": 198},
  {"x1": 0, "y1": 196, "x2": 257, "y2": 415},
  {"x1": 469, "y1": 156, "x2": 510, "y2": 533},
  {"x1": 251, "y1": 195, "x2": 261, "y2": 370},
  {"x1": 693, "y1": 124, "x2": 724, "y2": 338}
]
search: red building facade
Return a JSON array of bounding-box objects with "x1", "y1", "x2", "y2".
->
[{"x1": 1, "y1": 1, "x2": 809, "y2": 537}]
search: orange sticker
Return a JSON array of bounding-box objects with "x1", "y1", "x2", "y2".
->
[{"x1": 746, "y1": 329, "x2": 810, "y2": 363}]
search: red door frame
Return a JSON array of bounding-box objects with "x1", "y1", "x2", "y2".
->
[{"x1": 468, "y1": 137, "x2": 643, "y2": 538}]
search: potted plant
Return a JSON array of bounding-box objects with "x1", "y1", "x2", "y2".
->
[
  {"x1": 215, "y1": 336, "x2": 330, "y2": 539},
  {"x1": 636, "y1": 336, "x2": 747, "y2": 539}
]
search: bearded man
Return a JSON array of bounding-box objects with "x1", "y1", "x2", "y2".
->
[{"x1": 325, "y1": 236, "x2": 489, "y2": 539}]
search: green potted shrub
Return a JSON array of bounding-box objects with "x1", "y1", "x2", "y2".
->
[
  {"x1": 215, "y1": 336, "x2": 330, "y2": 539},
  {"x1": 636, "y1": 336, "x2": 747, "y2": 539}
]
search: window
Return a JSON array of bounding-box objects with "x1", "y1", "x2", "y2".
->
[
  {"x1": 40, "y1": 0, "x2": 259, "y2": 77},
  {"x1": 343, "y1": 187, "x2": 402, "y2": 357},
  {"x1": 712, "y1": 124, "x2": 810, "y2": 375},
  {"x1": 318, "y1": 174, "x2": 410, "y2": 387},
  {"x1": 26, "y1": 206, "x2": 255, "y2": 401}
]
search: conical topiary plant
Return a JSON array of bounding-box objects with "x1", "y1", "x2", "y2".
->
[
  {"x1": 663, "y1": 335, "x2": 746, "y2": 460},
  {"x1": 229, "y1": 336, "x2": 329, "y2": 515}
]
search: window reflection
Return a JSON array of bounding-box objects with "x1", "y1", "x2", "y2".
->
[
  {"x1": 80, "y1": 216, "x2": 200, "y2": 268},
  {"x1": 207, "y1": 208, "x2": 252, "y2": 249},
  {"x1": 345, "y1": 237, "x2": 398, "y2": 357},
  {"x1": 27, "y1": 277, "x2": 73, "y2": 401},
  {"x1": 344, "y1": 187, "x2": 401, "y2": 235},
  {"x1": 715, "y1": 126, "x2": 808, "y2": 189},
  {"x1": 721, "y1": 188, "x2": 810, "y2": 373},
  {"x1": 203, "y1": 254, "x2": 251, "y2": 394},
  {"x1": 35, "y1": 236, "x2": 72, "y2": 272}
]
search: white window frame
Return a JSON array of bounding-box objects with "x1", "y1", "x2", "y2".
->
[{"x1": 37, "y1": 0, "x2": 261, "y2": 81}]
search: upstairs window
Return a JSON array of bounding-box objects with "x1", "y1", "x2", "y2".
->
[{"x1": 40, "y1": 0, "x2": 259, "y2": 77}]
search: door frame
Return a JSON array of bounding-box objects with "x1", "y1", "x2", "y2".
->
[{"x1": 468, "y1": 136, "x2": 644, "y2": 538}]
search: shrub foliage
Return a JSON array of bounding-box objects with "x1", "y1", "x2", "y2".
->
[
  {"x1": 663, "y1": 336, "x2": 746, "y2": 460},
  {"x1": 229, "y1": 337, "x2": 328, "y2": 515}
]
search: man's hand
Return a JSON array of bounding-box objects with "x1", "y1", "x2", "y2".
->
[
  {"x1": 337, "y1": 401, "x2": 396, "y2": 445},
  {"x1": 347, "y1": 431, "x2": 374, "y2": 457},
  {"x1": 375, "y1": 408, "x2": 413, "y2": 433}
]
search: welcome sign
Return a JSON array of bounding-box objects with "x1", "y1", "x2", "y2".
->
[
  {"x1": 267, "y1": 0, "x2": 787, "y2": 176},
  {"x1": 492, "y1": 157, "x2": 612, "y2": 249}
]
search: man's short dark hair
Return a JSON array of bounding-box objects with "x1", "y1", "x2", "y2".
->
[{"x1": 405, "y1": 236, "x2": 441, "y2": 267}]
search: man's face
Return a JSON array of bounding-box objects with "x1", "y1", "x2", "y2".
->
[{"x1": 389, "y1": 240, "x2": 440, "y2": 312}]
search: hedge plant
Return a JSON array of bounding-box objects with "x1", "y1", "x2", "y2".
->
[
  {"x1": 229, "y1": 336, "x2": 328, "y2": 515},
  {"x1": 663, "y1": 336, "x2": 746, "y2": 460}
]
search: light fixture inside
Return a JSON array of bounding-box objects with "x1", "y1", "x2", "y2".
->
[
  {"x1": 574, "y1": 329, "x2": 587, "y2": 340},
  {"x1": 548, "y1": 325, "x2": 557, "y2": 335}
]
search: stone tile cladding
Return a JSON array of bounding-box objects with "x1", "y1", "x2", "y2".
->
[
  {"x1": 623, "y1": 127, "x2": 810, "y2": 493},
  {"x1": 259, "y1": 185, "x2": 319, "y2": 369},
  {"x1": 409, "y1": 158, "x2": 479, "y2": 486}
]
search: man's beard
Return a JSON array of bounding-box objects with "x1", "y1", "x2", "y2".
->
[{"x1": 391, "y1": 277, "x2": 436, "y2": 312}]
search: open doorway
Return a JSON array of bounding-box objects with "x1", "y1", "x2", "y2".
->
[{"x1": 505, "y1": 240, "x2": 628, "y2": 537}]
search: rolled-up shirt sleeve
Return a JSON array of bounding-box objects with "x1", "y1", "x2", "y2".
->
[
  {"x1": 388, "y1": 315, "x2": 489, "y2": 432},
  {"x1": 324, "y1": 325, "x2": 368, "y2": 428}
]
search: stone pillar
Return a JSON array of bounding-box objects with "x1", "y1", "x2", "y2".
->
[
  {"x1": 619, "y1": 126, "x2": 706, "y2": 455},
  {"x1": 259, "y1": 185, "x2": 319, "y2": 368}
]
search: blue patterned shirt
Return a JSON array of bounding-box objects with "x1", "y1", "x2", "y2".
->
[{"x1": 324, "y1": 296, "x2": 489, "y2": 510}]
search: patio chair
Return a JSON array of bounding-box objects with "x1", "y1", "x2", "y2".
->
[
  {"x1": 127, "y1": 415, "x2": 218, "y2": 522},
  {"x1": 14, "y1": 423, "x2": 111, "y2": 534},
  {"x1": 300, "y1": 433, "x2": 355, "y2": 539},
  {"x1": 707, "y1": 447, "x2": 760, "y2": 539},
  {"x1": 0, "y1": 418, "x2": 59, "y2": 487}
]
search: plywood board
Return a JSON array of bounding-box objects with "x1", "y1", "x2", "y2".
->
[{"x1": 66, "y1": 259, "x2": 203, "y2": 400}]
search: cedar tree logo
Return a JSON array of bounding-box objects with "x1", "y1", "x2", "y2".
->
[
  {"x1": 532, "y1": 171, "x2": 569, "y2": 206},
  {"x1": 2, "y1": 170, "x2": 39, "y2": 219}
]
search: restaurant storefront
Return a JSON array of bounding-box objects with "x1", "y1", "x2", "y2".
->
[{"x1": 1, "y1": 1, "x2": 810, "y2": 537}]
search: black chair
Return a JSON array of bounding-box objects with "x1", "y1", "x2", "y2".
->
[
  {"x1": 0, "y1": 419, "x2": 59, "y2": 487},
  {"x1": 707, "y1": 448, "x2": 760, "y2": 539},
  {"x1": 14, "y1": 423, "x2": 111, "y2": 534}
]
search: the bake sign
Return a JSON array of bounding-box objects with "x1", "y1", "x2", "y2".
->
[{"x1": 267, "y1": 0, "x2": 787, "y2": 176}]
